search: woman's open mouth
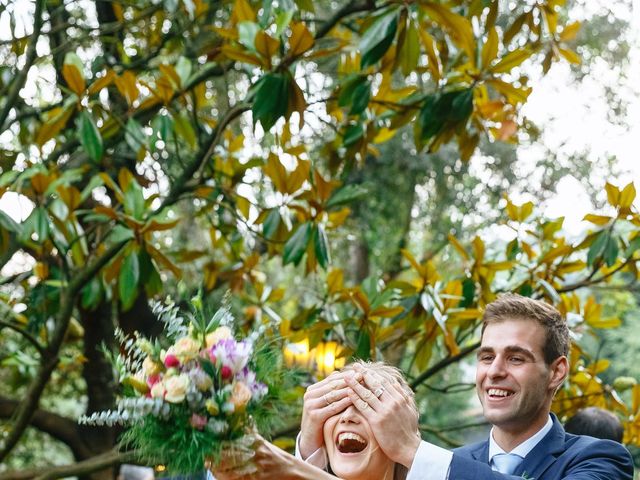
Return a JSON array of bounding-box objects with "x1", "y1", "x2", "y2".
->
[{"x1": 336, "y1": 432, "x2": 368, "y2": 454}]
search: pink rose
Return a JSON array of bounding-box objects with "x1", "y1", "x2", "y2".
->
[
  {"x1": 190, "y1": 413, "x2": 208, "y2": 430},
  {"x1": 221, "y1": 365, "x2": 233, "y2": 380},
  {"x1": 164, "y1": 354, "x2": 179, "y2": 368}
]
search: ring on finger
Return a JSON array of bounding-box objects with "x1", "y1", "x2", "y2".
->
[
  {"x1": 362, "y1": 389, "x2": 373, "y2": 400},
  {"x1": 373, "y1": 386, "x2": 385, "y2": 398},
  {"x1": 357, "y1": 399, "x2": 369, "y2": 410},
  {"x1": 323, "y1": 393, "x2": 332, "y2": 406}
]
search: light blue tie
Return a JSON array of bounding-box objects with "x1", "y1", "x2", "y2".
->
[{"x1": 492, "y1": 453, "x2": 523, "y2": 475}]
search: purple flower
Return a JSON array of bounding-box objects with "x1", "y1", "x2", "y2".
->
[
  {"x1": 211, "y1": 339, "x2": 252, "y2": 376},
  {"x1": 237, "y1": 367, "x2": 268, "y2": 401}
]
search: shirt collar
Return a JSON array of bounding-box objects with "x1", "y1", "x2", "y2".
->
[{"x1": 488, "y1": 414, "x2": 553, "y2": 462}]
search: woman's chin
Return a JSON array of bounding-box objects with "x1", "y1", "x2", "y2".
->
[{"x1": 330, "y1": 451, "x2": 372, "y2": 480}]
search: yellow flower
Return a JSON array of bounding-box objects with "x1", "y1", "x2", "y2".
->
[
  {"x1": 170, "y1": 336, "x2": 200, "y2": 363},
  {"x1": 164, "y1": 374, "x2": 190, "y2": 403},
  {"x1": 205, "y1": 399, "x2": 219, "y2": 415},
  {"x1": 230, "y1": 381, "x2": 252, "y2": 411},
  {"x1": 142, "y1": 356, "x2": 162, "y2": 377},
  {"x1": 205, "y1": 326, "x2": 233, "y2": 348}
]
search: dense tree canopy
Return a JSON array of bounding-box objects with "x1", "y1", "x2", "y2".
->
[{"x1": 0, "y1": 0, "x2": 639, "y2": 477}]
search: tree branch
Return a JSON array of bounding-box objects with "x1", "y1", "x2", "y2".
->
[
  {"x1": 0, "y1": 396, "x2": 93, "y2": 460},
  {"x1": 0, "y1": 240, "x2": 128, "y2": 462},
  {"x1": 0, "y1": 321, "x2": 45, "y2": 356},
  {"x1": 315, "y1": 0, "x2": 377, "y2": 39},
  {"x1": 0, "y1": 449, "x2": 137, "y2": 480},
  {"x1": 410, "y1": 341, "x2": 480, "y2": 390},
  {"x1": 0, "y1": 0, "x2": 45, "y2": 132}
]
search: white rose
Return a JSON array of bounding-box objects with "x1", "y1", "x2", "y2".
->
[
  {"x1": 171, "y1": 337, "x2": 201, "y2": 363},
  {"x1": 205, "y1": 326, "x2": 233, "y2": 348},
  {"x1": 164, "y1": 374, "x2": 190, "y2": 403}
]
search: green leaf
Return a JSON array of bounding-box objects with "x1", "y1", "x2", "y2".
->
[
  {"x1": 238, "y1": 21, "x2": 260, "y2": 51},
  {"x1": 326, "y1": 185, "x2": 368, "y2": 208},
  {"x1": 293, "y1": 0, "x2": 315, "y2": 12},
  {"x1": 81, "y1": 277, "x2": 103, "y2": 310},
  {"x1": 139, "y1": 249, "x2": 163, "y2": 297},
  {"x1": 313, "y1": 225, "x2": 330, "y2": 269},
  {"x1": 0, "y1": 210, "x2": 21, "y2": 234},
  {"x1": 28, "y1": 207, "x2": 49, "y2": 242},
  {"x1": 109, "y1": 225, "x2": 135, "y2": 244},
  {"x1": 400, "y1": 20, "x2": 420, "y2": 75},
  {"x1": 355, "y1": 330, "x2": 372, "y2": 361},
  {"x1": 124, "y1": 179, "x2": 145, "y2": 220},
  {"x1": 587, "y1": 231, "x2": 608, "y2": 266},
  {"x1": 338, "y1": 75, "x2": 371, "y2": 116},
  {"x1": 174, "y1": 113, "x2": 197, "y2": 149},
  {"x1": 603, "y1": 234, "x2": 619, "y2": 267},
  {"x1": 275, "y1": 10, "x2": 294, "y2": 36},
  {"x1": 76, "y1": 111, "x2": 103, "y2": 162},
  {"x1": 359, "y1": 10, "x2": 399, "y2": 68},
  {"x1": 252, "y1": 73, "x2": 290, "y2": 131},
  {"x1": 625, "y1": 236, "x2": 640, "y2": 257},
  {"x1": 125, "y1": 118, "x2": 146, "y2": 153},
  {"x1": 175, "y1": 57, "x2": 192, "y2": 86},
  {"x1": 119, "y1": 251, "x2": 140, "y2": 311},
  {"x1": 263, "y1": 209, "x2": 281, "y2": 240},
  {"x1": 461, "y1": 278, "x2": 476, "y2": 307},
  {"x1": 419, "y1": 89, "x2": 474, "y2": 142},
  {"x1": 283, "y1": 222, "x2": 312, "y2": 265},
  {"x1": 537, "y1": 278, "x2": 560, "y2": 303},
  {"x1": 343, "y1": 123, "x2": 364, "y2": 147}
]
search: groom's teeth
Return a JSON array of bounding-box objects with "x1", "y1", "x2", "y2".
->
[
  {"x1": 488, "y1": 388, "x2": 512, "y2": 397},
  {"x1": 337, "y1": 432, "x2": 367, "y2": 453}
]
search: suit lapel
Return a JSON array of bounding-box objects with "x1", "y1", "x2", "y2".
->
[
  {"x1": 470, "y1": 441, "x2": 490, "y2": 463},
  {"x1": 515, "y1": 416, "x2": 566, "y2": 479}
]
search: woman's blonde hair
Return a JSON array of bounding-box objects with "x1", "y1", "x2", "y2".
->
[{"x1": 336, "y1": 360, "x2": 416, "y2": 480}]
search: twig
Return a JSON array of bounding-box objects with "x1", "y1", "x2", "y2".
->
[
  {"x1": 410, "y1": 341, "x2": 480, "y2": 390},
  {"x1": 0, "y1": 0, "x2": 45, "y2": 132},
  {"x1": 0, "y1": 320, "x2": 45, "y2": 356}
]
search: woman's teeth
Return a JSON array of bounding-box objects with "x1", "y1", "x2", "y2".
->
[{"x1": 337, "y1": 432, "x2": 368, "y2": 453}]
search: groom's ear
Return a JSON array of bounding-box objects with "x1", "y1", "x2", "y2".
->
[{"x1": 549, "y1": 356, "x2": 569, "y2": 393}]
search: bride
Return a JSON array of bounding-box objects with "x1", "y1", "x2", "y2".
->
[{"x1": 212, "y1": 361, "x2": 418, "y2": 480}]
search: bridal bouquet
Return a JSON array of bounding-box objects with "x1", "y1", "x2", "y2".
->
[{"x1": 80, "y1": 297, "x2": 288, "y2": 474}]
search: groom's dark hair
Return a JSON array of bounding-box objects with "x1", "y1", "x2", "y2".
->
[{"x1": 482, "y1": 293, "x2": 570, "y2": 364}]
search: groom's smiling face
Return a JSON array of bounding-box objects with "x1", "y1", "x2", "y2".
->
[{"x1": 475, "y1": 318, "x2": 566, "y2": 439}]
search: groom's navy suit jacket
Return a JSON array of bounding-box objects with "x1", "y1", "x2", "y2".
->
[{"x1": 448, "y1": 415, "x2": 633, "y2": 479}]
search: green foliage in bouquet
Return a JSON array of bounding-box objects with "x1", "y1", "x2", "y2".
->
[{"x1": 79, "y1": 296, "x2": 297, "y2": 473}]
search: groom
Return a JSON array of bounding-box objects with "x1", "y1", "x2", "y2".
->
[{"x1": 297, "y1": 293, "x2": 634, "y2": 479}]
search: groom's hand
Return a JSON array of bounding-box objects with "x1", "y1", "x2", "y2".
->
[
  {"x1": 345, "y1": 368, "x2": 421, "y2": 469},
  {"x1": 299, "y1": 371, "x2": 352, "y2": 459}
]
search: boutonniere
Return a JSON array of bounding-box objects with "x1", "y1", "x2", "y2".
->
[{"x1": 521, "y1": 473, "x2": 534, "y2": 480}]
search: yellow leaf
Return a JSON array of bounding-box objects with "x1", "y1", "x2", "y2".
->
[
  {"x1": 146, "y1": 243, "x2": 182, "y2": 278},
  {"x1": 62, "y1": 64, "x2": 86, "y2": 96},
  {"x1": 590, "y1": 359, "x2": 611, "y2": 375},
  {"x1": 350, "y1": 288, "x2": 370, "y2": 314},
  {"x1": 487, "y1": 79, "x2": 532, "y2": 105},
  {"x1": 287, "y1": 78, "x2": 307, "y2": 122},
  {"x1": 486, "y1": 261, "x2": 515, "y2": 271},
  {"x1": 35, "y1": 105, "x2": 75, "y2": 147},
  {"x1": 422, "y1": 4, "x2": 475, "y2": 60},
  {"x1": 114, "y1": 71, "x2": 139, "y2": 106},
  {"x1": 159, "y1": 64, "x2": 182, "y2": 89},
  {"x1": 231, "y1": 0, "x2": 255, "y2": 24},
  {"x1": 369, "y1": 306, "x2": 404, "y2": 318},
  {"x1": 373, "y1": 127, "x2": 398, "y2": 144},
  {"x1": 327, "y1": 268, "x2": 344, "y2": 294},
  {"x1": 286, "y1": 158, "x2": 310, "y2": 194},
  {"x1": 401, "y1": 249, "x2": 425, "y2": 276},
  {"x1": 560, "y1": 21, "x2": 581, "y2": 42},
  {"x1": 236, "y1": 195, "x2": 251, "y2": 219},
  {"x1": 263, "y1": 153, "x2": 288, "y2": 193},
  {"x1": 220, "y1": 45, "x2": 263, "y2": 67},
  {"x1": 605, "y1": 182, "x2": 620, "y2": 207},
  {"x1": 582, "y1": 214, "x2": 611, "y2": 226},
  {"x1": 472, "y1": 236, "x2": 485, "y2": 262},
  {"x1": 255, "y1": 31, "x2": 280, "y2": 64},
  {"x1": 619, "y1": 182, "x2": 636, "y2": 209},
  {"x1": 588, "y1": 316, "x2": 622, "y2": 329},
  {"x1": 419, "y1": 29, "x2": 441, "y2": 84},
  {"x1": 447, "y1": 234, "x2": 469, "y2": 260},
  {"x1": 481, "y1": 27, "x2": 499, "y2": 69},
  {"x1": 289, "y1": 22, "x2": 314, "y2": 58},
  {"x1": 558, "y1": 47, "x2": 581, "y2": 65},
  {"x1": 490, "y1": 47, "x2": 534, "y2": 74},
  {"x1": 327, "y1": 207, "x2": 350, "y2": 229},
  {"x1": 88, "y1": 70, "x2": 116, "y2": 96}
]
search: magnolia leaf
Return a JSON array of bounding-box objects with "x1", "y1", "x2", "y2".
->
[
  {"x1": 263, "y1": 209, "x2": 281, "y2": 240},
  {"x1": 399, "y1": 20, "x2": 420, "y2": 75},
  {"x1": 481, "y1": 27, "x2": 499, "y2": 69},
  {"x1": 343, "y1": 123, "x2": 364, "y2": 147},
  {"x1": 326, "y1": 184, "x2": 367, "y2": 209},
  {"x1": 619, "y1": 182, "x2": 636, "y2": 209},
  {"x1": 583, "y1": 214, "x2": 611, "y2": 226},
  {"x1": 283, "y1": 222, "x2": 312, "y2": 265},
  {"x1": 76, "y1": 111, "x2": 103, "y2": 162},
  {"x1": 605, "y1": 182, "x2": 620, "y2": 207},
  {"x1": 560, "y1": 21, "x2": 581, "y2": 42},
  {"x1": 359, "y1": 10, "x2": 398, "y2": 68},
  {"x1": 587, "y1": 231, "x2": 608, "y2": 266},
  {"x1": 313, "y1": 225, "x2": 330, "y2": 269},
  {"x1": 490, "y1": 47, "x2": 533, "y2": 74},
  {"x1": 119, "y1": 251, "x2": 140, "y2": 311},
  {"x1": 289, "y1": 22, "x2": 314, "y2": 58},
  {"x1": 558, "y1": 47, "x2": 581, "y2": 65},
  {"x1": 252, "y1": 73, "x2": 289, "y2": 131}
]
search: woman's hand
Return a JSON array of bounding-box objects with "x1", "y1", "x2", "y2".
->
[
  {"x1": 299, "y1": 371, "x2": 352, "y2": 459},
  {"x1": 345, "y1": 366, "x2": 421, "y2": 469}
]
